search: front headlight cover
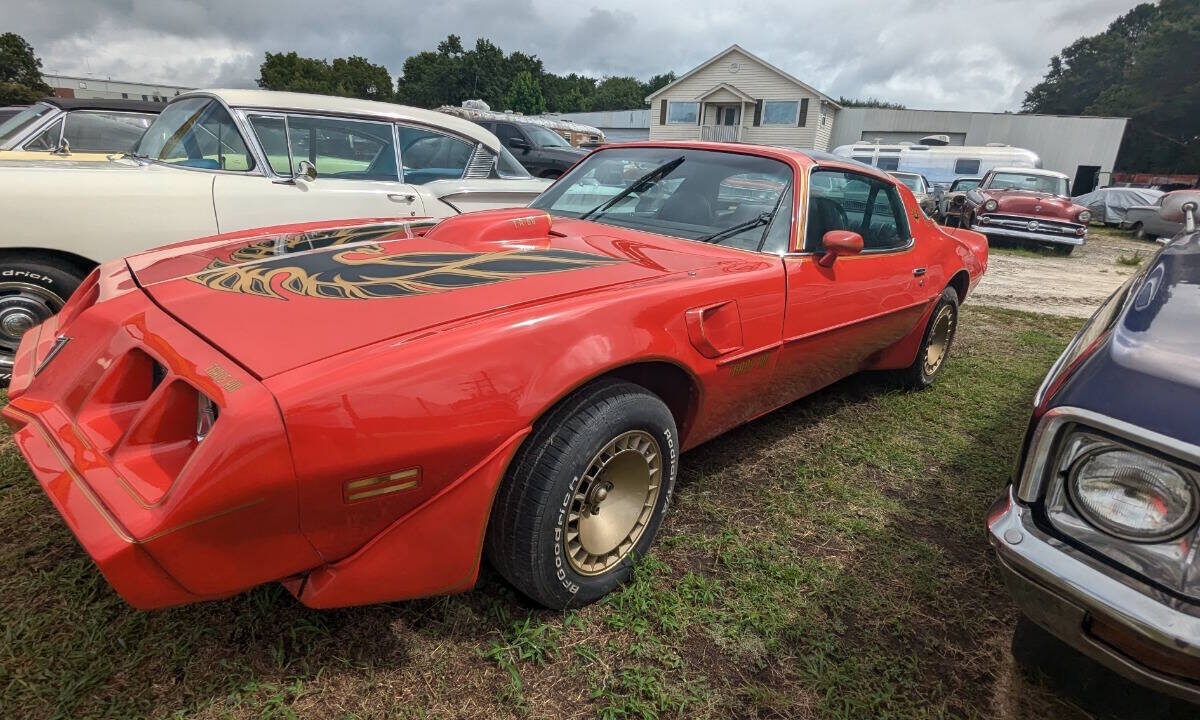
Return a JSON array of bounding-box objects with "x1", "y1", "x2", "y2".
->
[
  {"x1": 1078, "y1": 209, "x2": 1092, "y2": 223},
  {"x1": 983, "y1": 199, "x2": 998, "y2": 212},
  {"x1": 1069, "y1": 445, "x2": 1198, "y2": 542}
]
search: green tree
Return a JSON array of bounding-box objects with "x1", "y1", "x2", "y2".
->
[
  {"x1": 258, "y1": 51, "x2": 393, "y2": 101},
  {"x1": 642, "y1": 71, "x2": 676, "y2": 98},
  {"x1": 0, "y1": 32, "x2": 51, "y2": 105},
  {"x1": 1022, "y1": 0, "x2": 1198, "y2": 173},
  {"x1": 838, "y1": 96, "x2": 906, "y2": 109},
  {"x1": 505, "y1": 69, "x2": 546, "y2": 114},
  {"x1": 590, "y1": 76, "x2": 646, "y2": 111}
]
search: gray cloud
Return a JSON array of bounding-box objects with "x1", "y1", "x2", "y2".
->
[{"x1": 3, "y1": 0, "x2": 1142, "y2": 111}]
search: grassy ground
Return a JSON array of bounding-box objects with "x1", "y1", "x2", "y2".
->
[{"x1": 0, "y1": 306, "x2": 1094, "y2": 720}]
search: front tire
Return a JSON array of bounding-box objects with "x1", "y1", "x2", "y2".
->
[
  {"x1": 895, "y1": 287, "x2": 959, "y2": 389},
  {"x1": 0, "y1": 257, "x2": 85, "y2": 385},
  {"x1": 485, "y1": 379, "x2": 678, "y2": 609}
]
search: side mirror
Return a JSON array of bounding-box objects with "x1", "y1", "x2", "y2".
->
[
  {"x1": 818, "y1": 230, "x2": 864, "y2": 267},
  {"x1": 50, "y1": 138, "x2": 71, "y2": 156},
  {"x1": 295, "y1": 160, "x2": 318, "y2": 182},
  {"x1": 1160, "y1": 191, "x2": 1200, "y2": 233},
  {"x1": 507, "y1": 138, "x2": 531, "y2": 152}
]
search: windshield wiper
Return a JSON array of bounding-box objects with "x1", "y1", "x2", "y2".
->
[
  {"x1": 696, "y1": 212, "x2": 773, "y2": 244},
  {"x1": 579, "y1": 156, "x2": 685, "y2": 221}
]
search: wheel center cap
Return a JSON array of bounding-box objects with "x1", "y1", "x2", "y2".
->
[{"x1": 1, "y1": 311, "x2": 35, "y2": 337}]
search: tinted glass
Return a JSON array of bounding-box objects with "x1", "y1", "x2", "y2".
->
[
  {"x1": 954, "y1": 158, "x2": 981, "y2": 175},
  {"x1": 525, "y1": 125, "x2": 571, "y2": 148},
  {"x1": 397, "y1": 126, "x2": 473, "y2": 184},
  {"x1": 531, "y1": 146, "x2": 793, "y2": 252},
  {"x1": 493, "y1": 122, "x2": 523, "y2": 146},
  {"x1": 61, "y1": 111, "x2": 153, "y2": 153},
  {"x1": 0, "y1": 102, "x2": 54, "y2": 144},
  {"x1": 286, "y1": 115, "x2": 397, "y2": 181},
  {"x1": 806, "y1": 169, "x2": 910, "y2": 252},
  {"x1": 22, "y1": 119, "x2": 61, "y2": 150},
  {"x1": 875, "y1": 156, "x2": 899, "y2": 171},
  {"x1": 496, "y1": 145, "x2": 532, "y2": 178},
  {"x1": 136, "y1": 98, "x2": 254, "y2": 171}
]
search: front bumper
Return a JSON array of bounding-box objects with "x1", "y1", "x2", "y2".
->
[
  {"x1": 988, "y1": 486, "x2": 1200, "y2": 704},
  {"x1": 972, "y1": 224, "x2": 1086, "y2": 246}
]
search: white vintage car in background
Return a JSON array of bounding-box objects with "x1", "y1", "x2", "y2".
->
[{"x1": 0, "y1": 89, "x2": 551, "y2": 379}]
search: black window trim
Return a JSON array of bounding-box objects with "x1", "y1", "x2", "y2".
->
[{"x1": 796, "y1": 165, "x2": 915, "y2": 256}]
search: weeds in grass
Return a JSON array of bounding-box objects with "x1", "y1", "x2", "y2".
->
[
  {"x1": 0, "y1": 307, "x2": 1089, "y2": 719},
  {"x1": 1116, "y1": 251, "x2": 1144, "y2": 266}
]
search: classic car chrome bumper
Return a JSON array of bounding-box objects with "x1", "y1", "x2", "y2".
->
[
  {"x1": 972, "y1": 224, "x2": 1086, "y2": 246},
  {"x1": 988, "y1": 486, "x2": 1200, "y2": 704}
]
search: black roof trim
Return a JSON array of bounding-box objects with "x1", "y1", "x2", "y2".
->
[{"x1": 40, "y1": 97, "x2": 165, "y2": 113}]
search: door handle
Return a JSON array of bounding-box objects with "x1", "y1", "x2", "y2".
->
[
  {"x1": 912, "y1": 267, "x2": 927, "y2": 276},
  {"x1": 388, "y1": 193, "x2": 416, "y2": 202}
]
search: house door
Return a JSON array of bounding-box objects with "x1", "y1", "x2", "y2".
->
[{"x1": 720, "y1": 106, "x2": 739, "y2": 126}]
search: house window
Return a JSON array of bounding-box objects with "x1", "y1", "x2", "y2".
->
[
  {"x1": 762, "y1": 100, "x2": 800, "y2": 125},
  {"x1": 954, "y1": 158, "x2": 981, "y2": 175},
  {"x1": 666, "y1": 101, "x2": 699, "y2": 124}
]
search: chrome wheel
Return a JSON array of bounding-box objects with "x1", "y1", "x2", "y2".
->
[
  {"x1": 565, "y1": 430, "x2": 662, "y2": 576},
  {"x1": 923, "y1": 304, "x2": 956, "y2": 377},
  {"x1": 0, "y1": 282, "x2": 64, "y2": 364}
]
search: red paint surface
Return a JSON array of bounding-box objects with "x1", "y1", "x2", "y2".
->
[{"x1": 4, "y1": 143, "x2": 987, "y2": 609}]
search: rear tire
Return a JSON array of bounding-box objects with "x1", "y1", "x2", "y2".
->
[
  {"x1": 894, "y1": 287, "x2": 958, "y2": 389},
  {"x1": 485, "y1": 379, "x2": 678, "y2": 609},
  {"x1": 0, "y1": 257, "x2": 85, "y2": 385}
]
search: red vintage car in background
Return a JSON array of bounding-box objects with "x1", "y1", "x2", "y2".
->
[
  {"x1": 962, "y1": 167, "x2": 1092, "y2": 254},
  {"x1": 3, "y1": 142, "x2": 987, "y2": 610}
]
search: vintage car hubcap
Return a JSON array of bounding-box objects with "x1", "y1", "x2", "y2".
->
[
  {"x1": 565, "y1": 430, "x2": 662, "y2": 576},
  {"x1": 924, "y1": 305, "x2": 956, "y2": 376},
  {"x1": 0, "y1": 283, "x2": 63, "y2": 359}
]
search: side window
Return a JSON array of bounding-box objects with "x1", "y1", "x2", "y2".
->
[
  {"x1": 875, "y1": 156, "x2": 899, "y2": 171},
  {"x1": 954, "y1": 158, "x2": 981, "y2": 175},
  {"x1": 22, "y1": 119, "x2": 62, "y2": 151},
  {"x1": 806, "y1": 169, "x2": 911, "y2": 252},
  {"x1": 247, "y1": 115, "x2": 290, "y2": 175},
  {"x1": 714, "y1": 172, "x2": 792, "y2": 252},
  {"x1": 493, "y1": 123, "x2": 523, "y2": 147},
  {"x1": 284, "y1": 115, "x2": 398, "y2": 181},
  {"x1": 760, "y1": 186, "x2": 795, "y2": 254},
  {"x1": 397, "y1": 126, "x2": 473, "y2": 184},
  {"x1": 61, "y1": 112, "x2": 154, "y2": 153}
]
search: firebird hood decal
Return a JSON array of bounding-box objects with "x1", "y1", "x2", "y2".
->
[{"x1": 189, "y1": 246, "x2": 623, "y2": 301}]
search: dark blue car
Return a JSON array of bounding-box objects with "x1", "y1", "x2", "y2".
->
[{"x1": 988, "y1": 191, "x2": 1200, "y2": 704}]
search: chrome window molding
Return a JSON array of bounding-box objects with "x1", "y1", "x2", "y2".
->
[
  {"x1": 238, "y1": 109, "x2": 400, "y2": 184},
  {"x1": 138, "y1": 93, "x2": 265, "y2": 176},
  {"x1": 1016, "y1": 406, "x2": 1200, "y2": 503},
  {"x1": 0, "y1": 104, "x2": 64, "y2": 150}
]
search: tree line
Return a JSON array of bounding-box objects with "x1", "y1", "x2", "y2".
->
[
  {"x1": 1022, "y1": 0, "x2": 1197, "y2": 174},
  {"x1": 259, "y1": 35, "x2": 676, "y2": 115}
]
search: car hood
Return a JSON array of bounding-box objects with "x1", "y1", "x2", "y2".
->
[
  {"x1": 984, "y1": 190, "x2": 1082, "y2": 219},
  {"x1": 128, "y1": 209, "x2": 728, "y2": 378}
]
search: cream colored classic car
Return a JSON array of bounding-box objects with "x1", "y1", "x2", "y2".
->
[{"x1": 0, "y1": 89, "x2": 550, "y2": 380}]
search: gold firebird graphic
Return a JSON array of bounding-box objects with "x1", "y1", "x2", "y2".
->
[{"x1": 188, "y1": 238, "x2": 622, "y2": 301}]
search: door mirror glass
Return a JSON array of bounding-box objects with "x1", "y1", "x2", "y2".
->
[{"x1": 295, "y1": 159, "x2": 317, "y2": 182}]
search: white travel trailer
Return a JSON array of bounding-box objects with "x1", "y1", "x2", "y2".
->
[{"x1": 832, "y1": 137, "x2": 1041, "y2": 188}]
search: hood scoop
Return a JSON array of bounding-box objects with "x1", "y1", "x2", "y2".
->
[{"x1": 423, "y1": 208, "x2": 554, "y2": 249}]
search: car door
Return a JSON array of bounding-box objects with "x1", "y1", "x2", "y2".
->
[
  {"x1": 213, "y1": 112, "x2": 423, "y2": 234},
  {"x1": 774, "y1": 168, "x2": 933, "y2": 400},
  {"x1": 494, "y1": 122, "x2": 543, "y2": 175}
]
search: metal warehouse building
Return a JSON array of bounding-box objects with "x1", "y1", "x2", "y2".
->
[{"x1": 830, "y1": 108, "x2": 1128, "y2": 193}]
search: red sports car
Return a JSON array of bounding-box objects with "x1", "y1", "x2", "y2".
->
[{"x1": 3, "y1": 142, "x2": 987, "y2": 610}]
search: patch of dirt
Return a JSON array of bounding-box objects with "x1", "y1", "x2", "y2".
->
[{"x1": 971, "y1": 229, "x2": 1153, "y2": 318}]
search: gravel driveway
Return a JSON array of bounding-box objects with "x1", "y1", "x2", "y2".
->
[{"x1": 970, "y1": 228, "x2": 1154, "y2": 318}]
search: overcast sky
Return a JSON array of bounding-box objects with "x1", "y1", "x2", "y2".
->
[{"x1": 5, "y1": 0, "x2": 1142, "y2": 111}]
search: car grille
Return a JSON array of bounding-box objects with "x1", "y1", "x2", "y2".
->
[{"x1": 982, "y1": 213, "x2": 1084, "y2": 238}]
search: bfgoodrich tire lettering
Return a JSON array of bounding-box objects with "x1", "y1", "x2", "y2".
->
[
  {"x1": 485, "y1": 379, "x2": 678, "y2": 609},
  {"x1": 0, "y1": 258, "x2": 85, "y2": 385}
]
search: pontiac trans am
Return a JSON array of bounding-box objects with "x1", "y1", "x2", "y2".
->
[{"x1": 3, "y1": 142, "x2": 987, "y2": 610}]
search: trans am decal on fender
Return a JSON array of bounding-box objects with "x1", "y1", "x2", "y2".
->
[{"x1": 189, "y1": 245, "x2": 622, "y2": 301}]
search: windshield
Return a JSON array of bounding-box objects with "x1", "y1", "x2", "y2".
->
[
  {"x1": 134, "y1": 97, "x2": 255, "y2": 171},
  {"x1": 530, "y1": 147, "x2": 794, "y2": 252},
  {"x1": 0, "y1": 102, "x2": 54, "y2": 144},
  {"x1": 891, "y1": 173, "x2": 924, "y2": 192},
  {"x1": 951, "y1": 178, "x2": 980, "y2": 191},
  {"x1": 525, "y1": 125, "x2": 572, "y2": 148},
  {"x1": 987, "y1": 171, "x2": 1067, "y2": 196}
]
